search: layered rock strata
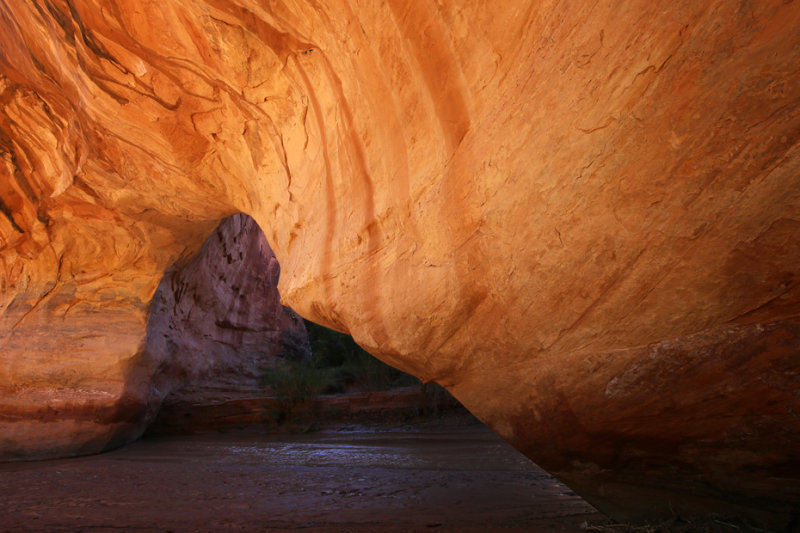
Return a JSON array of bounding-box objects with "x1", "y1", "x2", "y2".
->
[
  {"x1": 0, "y1": 1, "x2": 799, "y2": 528},
  {"x1": 1, "y1": 207, "x2": 307, "y2": 459}
]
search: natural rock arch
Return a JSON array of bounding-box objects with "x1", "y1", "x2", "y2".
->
[{"x1": 1, "y1": 1, "x2": 799, "y2": 528}]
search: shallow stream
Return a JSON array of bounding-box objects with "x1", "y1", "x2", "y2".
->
[{"x1": 0, "y1": 427, "x2": 602, "y2": 532}]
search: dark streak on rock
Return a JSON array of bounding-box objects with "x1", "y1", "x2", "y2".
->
[
  {"x1": 28, "y1": 51, "x2": 48, "y2": 74},
  {"x1": 72, "y1": 175, "x2": 102, "y2": 202},
  {"x1": 76, "y1": 55, "x2": 130, "y2": 105},
  {"x1": 0, "y1": 195, "x2": 24, "y2": 233},
  {"x1": 36, "y1": 207, "x2": 51, "y2": 226},
  {"x1": 43, "y1": 0, "x2": 75, "y2": 45},
  {"x1": 65, "y1": 0, "x2": 120, "y2": 67},
  {"x1": 0, "y1": 126, "x2": 40, "y2": 204}
]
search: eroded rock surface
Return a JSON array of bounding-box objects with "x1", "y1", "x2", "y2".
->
[
  {"x1": 0, "y1": 208, "x2": 308, "y2": 458},
  {"x1": 1, "y1": 1, "x2": 799, "y2": 528},
  {"x1": 145, "y1": 213, "x2": 309, "y2": 429}
]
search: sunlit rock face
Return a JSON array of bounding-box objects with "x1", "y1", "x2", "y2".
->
[{"x1": 1, "y1": 0, "x2": 799, "y2": 527}]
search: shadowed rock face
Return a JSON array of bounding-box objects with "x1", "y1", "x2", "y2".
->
[
  {"x1": 0, "y1": 0, "x2": 799, "y2": 528},
  {"x1": 0, "y1": 208, "x2": 308, "y2": 459},
  {"x1": 144, "y1": 213, "x2": 310, "y2": 413}
]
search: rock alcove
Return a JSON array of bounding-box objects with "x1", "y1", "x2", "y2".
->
[{"x1": 1, "y1": 1, "x2": 799, "y2": 530}]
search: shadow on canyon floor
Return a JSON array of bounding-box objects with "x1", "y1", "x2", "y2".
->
[
  {"x1": 1, "y1": 408, "x2": 774, "y2": 533},
  {"x1": 0, "y1": 422, "x2": 604, "y2": 533}
]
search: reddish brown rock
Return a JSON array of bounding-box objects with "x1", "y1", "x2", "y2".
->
[
  {"x1": 0, "y1": 0, "x2": 799, "y2": 528},
  {"x1": 144, "y1": 213, "x2": 309, "y2": 425},
  {"x1": 0, "y1": 210, "x2": 308, "y2": 459},
  {"x1": 146, "y1": 214, "x2": 308, "y2": 390}
]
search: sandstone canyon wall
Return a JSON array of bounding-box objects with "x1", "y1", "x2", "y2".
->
[
  {"x1": 145, "y1": 212, "x2": 309, "y2": 424},
  {"x1": 1, "y1": 0, "x2": 799, "y2": 528},
  {"x1": 1, "y1": 205, "x2": 308, "y2": 457}
]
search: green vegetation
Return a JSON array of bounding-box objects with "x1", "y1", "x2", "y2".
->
[
  {"x1": 303, "y1": 320, "x2": 418, "y2": 392},
  {"x1": 260, "y1": 320, "x2": 418, "y2": 424}
]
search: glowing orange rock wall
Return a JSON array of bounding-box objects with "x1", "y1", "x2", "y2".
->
[{"x1": 1, "y1": 0, "x2": 799, "y2": 527}]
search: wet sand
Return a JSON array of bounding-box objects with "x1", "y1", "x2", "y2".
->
[{"x1": 0, "y1": 426, "x2": 603, "y2": 532}]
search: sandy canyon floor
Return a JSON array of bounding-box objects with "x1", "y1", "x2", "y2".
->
[{"x1": 0, "y1": 426, "x2": 603, "y2": 532}]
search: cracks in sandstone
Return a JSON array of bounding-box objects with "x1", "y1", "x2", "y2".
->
[
  {"x1": 576, "y1": 117, "x2": 617, "y2": 135},
  {"x1": 0, "y1": 196, "x2": 23, "y2": 234},
  {"x1": 0, "y1": 89, "x2": 55, "y2": 216},
  {"x1": 9, "y1": 244, "x2": 63, "y2": 331},
  {"x1": 55, "y1": 7, "x2": 186, "y2": 113},
  {"x1": 577, "y1": 18, "x2": 689, "y2": 135},
  {"x1": 545, "y1": 242, "x2": 652, "y2": 354},
  {"x1": 733, "y1": 283, "x2": 798, "y2": 324}
]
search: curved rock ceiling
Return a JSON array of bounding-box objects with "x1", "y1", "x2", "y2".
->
[{"x1": 1, "y1": 0, "x2": 799, "y2": 528}]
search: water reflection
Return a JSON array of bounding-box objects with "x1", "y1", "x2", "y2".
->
[
  {"x1": 0, "y1": 427, "x2": 601, "y2": 532},
  {"x1": 180, "y1": 429, "x2": 535, "y2": 471}
]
